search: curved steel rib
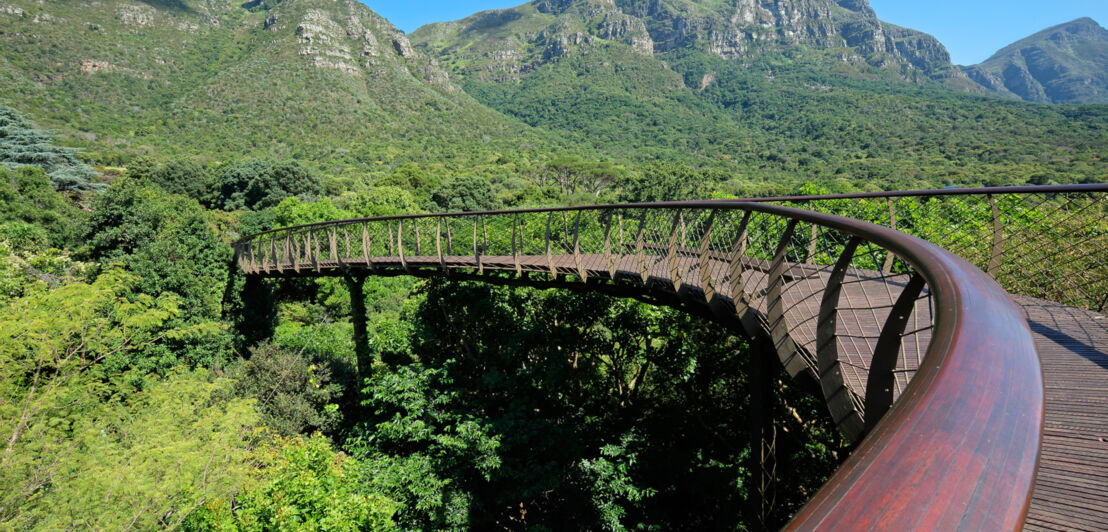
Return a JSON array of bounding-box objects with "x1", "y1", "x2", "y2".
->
[{"x1": 234, "y1": 200, "x2": 1043, "y2": 530}]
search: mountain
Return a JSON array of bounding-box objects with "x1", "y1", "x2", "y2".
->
[
  {"x1": 411, "y1": 0, "x2": 975, "y2": 87},
  {"x1": 962, "y1": 18, "x2": 1108, "y2": 104},
  {"x1": 410, "y1": 0, "x2": 1108, "y2": 188},
  {"x1": 0, "y1": 0, "x2": 553, "y2": 174}
]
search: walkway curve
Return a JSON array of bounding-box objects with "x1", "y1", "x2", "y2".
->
[{"x1": 235, "y1": 200, "x2": 1044, "y2": 530}]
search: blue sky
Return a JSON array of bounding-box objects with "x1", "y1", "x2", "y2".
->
[{"x1": 364, "y1": 0, "x2": 1106, "y2": 65}]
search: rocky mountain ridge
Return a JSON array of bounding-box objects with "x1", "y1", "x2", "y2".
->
[{"x1": 410, "y1": 0, "x2": 973, "y2": 87}]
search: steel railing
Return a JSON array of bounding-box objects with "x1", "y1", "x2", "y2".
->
[{"x1": 744, "y1": 184, "x2": 1107, "y2": 312}]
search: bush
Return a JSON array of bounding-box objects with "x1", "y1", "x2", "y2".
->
[
  {"x1": 185, "y1": 434, "x2": 397, "y2": 532},
  {"x1": 235, "y1": 341, "x2": 343, "y2": 437}
]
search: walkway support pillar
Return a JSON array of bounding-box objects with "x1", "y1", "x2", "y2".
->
[
  {"x1": 344, "y1": 273, "x2": 372, "y2": 386},
  {"x1": 748, "y1": 339, "x2": 778, "y2": 531}
]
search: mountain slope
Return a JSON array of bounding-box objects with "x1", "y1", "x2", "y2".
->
[
  {"x1": 0, "y1": 0, "x2": 554, "y2": 173},
  {"x1": 962, "y1": 18, "x2": 1108, "y2": 104}
]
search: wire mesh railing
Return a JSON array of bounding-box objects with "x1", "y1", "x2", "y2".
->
[{"x1": 751, "y1": 184, "x2": 1107, "y2": 312}]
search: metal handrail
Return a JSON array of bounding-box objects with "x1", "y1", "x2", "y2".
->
[
  {"x1": 234, "y1": 200, "x2": 1044, "y2": 530},
  {"x1": 234, "y1": 184, "x2": 1107, "y2": 242},
  {"x1": 731, "y1": 183, "x2": 1107, "y2": 203}
]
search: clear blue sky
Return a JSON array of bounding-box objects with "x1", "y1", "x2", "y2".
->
[{"x1": 364, "y1": 1, "x2": 1107, "y2": 65}]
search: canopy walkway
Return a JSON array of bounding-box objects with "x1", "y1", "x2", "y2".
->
[{"x1": 234, "y1": 184, "x2": 1106, "y2": 530}]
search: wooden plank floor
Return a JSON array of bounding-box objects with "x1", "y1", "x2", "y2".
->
[
  {"x1": 250, "y1": 252, "x2": 1108, "y2": 530},
  {"x1": 1017, "y1": 297, "x2": 1108, "y2": 532}
]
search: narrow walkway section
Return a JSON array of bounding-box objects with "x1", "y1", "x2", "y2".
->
[{"x1": 1018, "y1": 297, "x2": 1108, "y2": 531}]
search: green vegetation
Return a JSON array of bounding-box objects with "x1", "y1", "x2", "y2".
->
[{"x1": 461, "y1": 46, "x2": 1108, "y2": 191}]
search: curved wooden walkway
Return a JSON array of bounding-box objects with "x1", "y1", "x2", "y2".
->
[{"x1": 235, "y1": 194, "x2": 1107, "y2": 530}]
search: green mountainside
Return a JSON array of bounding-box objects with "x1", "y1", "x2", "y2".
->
[
  {"x1": 412, "y1": 0, "x2": 1108, "y2": 189},
  {"x1": 962, "y1": 18, "x2": 1108, "y2": 104},
  {"x1": 0, "y1": 0, "x2": 557, "y2": 176}
]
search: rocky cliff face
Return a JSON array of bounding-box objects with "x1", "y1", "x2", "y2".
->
[
  {"x1": 961, "y1": 18, "x2": 1108, "y2": 104},
  {"x1": 411, "y1": 0, "x2": 964, "y2": 84}
]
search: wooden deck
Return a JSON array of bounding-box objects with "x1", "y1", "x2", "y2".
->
[
  {"x1": 1017, "y1": 297, "x2": 1108, "y2": 531},
  {"x1": 245, "y1": 251, "x2": 1106, "y2": 530}
]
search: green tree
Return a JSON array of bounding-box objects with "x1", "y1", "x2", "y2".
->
[
  {"x1": 617, "y1": 162, "x2": 704, "y2": 202},
  {"x1": 346, "y1": 365, "x2": 501, "y2": 531},
  {"x1": 20, "y1": 370, "x2": 260, "y2": 530},
  {"x1": 85, "y1": 179, "x2": 233, "y2": 369},
  {"x1": 0, "y1": 269, "x2": 249, "y2": 528},
  {"x1": 235, "y1": 341, "x2": 343, "y2": 437},
  {"x1": 147, "y1": 156, "x2": 215, "y2": 205},
  {"x1": 0, "y1": 104, "x2": 99, "y2": 192},
  {"x1": 217, "y1": 159, "x2": 323, "y2": 211},
  {"x1": 429, "y1": 175, "x2": 501, "y2": 212}
]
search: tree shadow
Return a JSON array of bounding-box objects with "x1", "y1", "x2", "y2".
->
[
  {"x1": 135, "y1": 0, "x2": 195, "y2": 14},
  {"x1": 467, "y1": 9, "x2": 522, "y2": 32}
]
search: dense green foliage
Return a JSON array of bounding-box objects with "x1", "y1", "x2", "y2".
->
[
  {"x1": 430, "y1": 175, "x2": 503, "y2": 212},
  {"x1": 85, "y1": 178, "x2": 234, "y2": 370},
  {"x1": 0, "y1": 268, "x2": 256, "y2": 529},
  {"x1": 186, "y1": 434, "x2": 397, "y2": 531},
  {"x1": 0, "y1": 166, "x2": 86, "y2": 248},
  {"x1": 362, "y1": 280, "x2": 845, "y2": 529}
]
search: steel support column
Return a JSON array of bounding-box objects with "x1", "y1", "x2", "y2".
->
[{"x1": 748, "y1": 338, "x2": 778, "y2": 531}]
